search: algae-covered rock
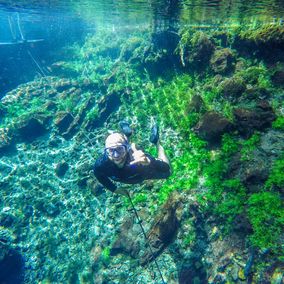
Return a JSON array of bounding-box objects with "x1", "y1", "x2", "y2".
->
[
  {"x1": 93, "y1": 92, "x2": 121, "y2": 128},
  {"x1": 118, "y1": 36, "x2": 145, "y2": 62},
  {"x1": 194, "y1": 111, "x2": 233, "y2": 144},
  {"x1": 151, "y1": 30, "x2": 180, "y2": 55},
  {"x1": 54, "y1": 111, "x2": 74, "y2": 134},
  {"x1": 186, "y1": 94, "x2": 206, "y2": 114},
  {"x1": 243, "y1": 85, "x2": 270, "y2": 101},
  {"x1": 140, "y1": 191, "x2": 183, "y2": 265},
  {"x1": 190, "y1": 32, "x2": 215, "y2": 68},
  {"x1": 234, "y1": 25, "x2": 284, "y2": 61},
  {"x1": 178, "y1": 30, "x2": 215, "y2": 70},
  {"x1": 210, "y1": 48, "x2": 236, "y2": 74},
  {"x1": 233, "y1": 101, "x2": 276, "y2": 137},
  {"x1": 219, "y1": 76, "x2": 246, "y2": 100},
  {"x1": 239, "y1": 24, "x2": 284, "y2": 46},
  {"x1": 110, "y1": 215, "x2": 140, "y2": 258}
]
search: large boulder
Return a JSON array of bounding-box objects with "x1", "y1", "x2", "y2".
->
[
  {"x1": 110, "y1": 216, "x2": 141, "y2": 258},
  {"x1": 190, "y1": 32, "x2": 215, "y2": 70},
  {"x1": 233, "y1": 101, "x2": 276, "y2": 137},
  {"x1": 194, "y1": 111, "x2": 233, "y2": 144},
  {"x1": 210, "y1": 48, "x2": 236, "y2": 74},
  {"x1": 140, "y1": 191, "x2": 183, "y2": 265},
  {"x1": 219, "y1": 77, "x2": 246, "y2": 101},
  {"x1": 54, "y1": 112, "x2": 74, "y2": 135},
  {"x1": 16, "y1": 116, "x2": 47, "y2": 142}
]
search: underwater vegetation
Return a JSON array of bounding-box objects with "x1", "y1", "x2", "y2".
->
[{"x1": 0, "y1": 22, "x2": 284, "y2": 283}]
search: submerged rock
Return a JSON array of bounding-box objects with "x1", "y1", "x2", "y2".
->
[
  {"x1": 190, "y1": 32, "x2": 215, "y2": 69},
  {"x1": 55, "y1": 161, "x2": 69, "y2": 177},
  {"x1": 210, "y1": 48, "x2": 236, "y2": 74},
  {"x1": 87, "y1": 92, "x2": 121, "y2": 129},
  {"x1": 140, "y1": 191, "x2": 183, "y2": 265},
  {"x1": 233, "y1": 101, "x2": 276, "y2": 137},
  {"x1": 219, "y1": 76, "x2": 246, "y2": 101},
  {"x1": 54, "y1": 112, "x2": 74, "y2": 134},
  {"x1": 110, "y1": 215, "x2": 141, "y2": 258},
  {"x1": 239, "y1": 24, "x2": 284, "y2": 46},
  {"x1": 194, "y1": 111, "x2": 233, "y2": 144},
  {"x1": 0, "y1": 128, "x2": 15, "y2": 155},
  {"x1": 186, "y1": 94, "x2": 206, "y2": 114},
  {"x1": 16, "y1": 116, "x2": 47, "y2": 142}
]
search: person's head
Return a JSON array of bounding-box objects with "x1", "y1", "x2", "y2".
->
[{"x1": 105, "y1": 133, "x2": 129, "y2": 166}]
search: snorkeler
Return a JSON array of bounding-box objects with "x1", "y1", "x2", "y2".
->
[{"x1": 93, "y1": 121, "x2": 171, "y2": 196}]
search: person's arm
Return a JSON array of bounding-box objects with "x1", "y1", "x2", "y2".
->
[
  {"x1": 93, "y1": 156, "x2": 117, "y2": 192},
  {"x1": 129, "y1": 143, "x2": 151, "y2": 166},
  {"x1": 93, "y1": 169, "x2": 117, "y2": 192}
]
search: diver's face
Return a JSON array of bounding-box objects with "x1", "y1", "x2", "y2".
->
[{"x1": 105, "y1": 143, "x2": 128, "y2": 165}]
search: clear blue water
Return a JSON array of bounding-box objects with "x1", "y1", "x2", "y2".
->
[
  {"x1": 0, "y1": 1, "x2": 284, "y2": 283},
  {"x1": 1, "y1": 0, "x2": 283, "y2": 95},
  {"x1": 1, "y1": 0, "x2": 284, "y2": 95}
]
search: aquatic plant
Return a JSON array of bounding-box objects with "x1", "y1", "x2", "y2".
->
[
  {"x1": 2, "y1": 21, "x2": 284, "y2": 283},
  {"x1": 101, "y1": 246, "x2": 111, "y2": 265},
  {"x1": 158, "y1": 133, "x2": 209, "y2": 204},
  {"x1": 265, "y1": 155, "x2": 284, "y2": 190},
  {"x1": 272, "y1": 116, "x2": 284, "y2": 130},
  {"x1": 86, "y1": 105, "x2": 99, "y2": 121},
  {"x1": 240, "y1": 133, "x2": 261, "y2": 161},
  {"x1": 247, "y1": 191, "x2": 284, "y2": 250},
  {"x1": 239, "y1": 24, "x2": 284, "y2": 45},
  {"x1": 132, "y1": 193, "x2": 148, "y2": 205},
  {"x1": 176, "y1": 28, "x2": 214, "y2": 70}
]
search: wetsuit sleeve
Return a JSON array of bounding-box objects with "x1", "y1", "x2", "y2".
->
[{"x1": 93, "y1": 157, "x2": 117, "y2": 192}]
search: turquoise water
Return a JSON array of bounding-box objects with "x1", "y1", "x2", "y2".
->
[
  {"x1": 1, "y1": 0, "x2": 283, "y2": 94},
  {"x1": 0, "y1": 1, "x2": 284, "y2": 284}
]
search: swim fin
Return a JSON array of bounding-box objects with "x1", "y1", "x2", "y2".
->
[
  {"x1": 150, "y1": 123, "x2": 159, "y2": 144},
  {"x1": 119, "y1": 120, "x2": 132, "y2": 138}
]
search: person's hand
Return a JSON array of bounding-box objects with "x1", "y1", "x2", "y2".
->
[
  {"x1": 114, "y1": 188, "x2": 129, "y2": 197},
  {"x1": 129, "y1": 143, "x2": 151, "y2": 166}
]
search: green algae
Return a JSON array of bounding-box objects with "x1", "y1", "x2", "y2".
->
[
  {"x1": 272, "y1": 116, "x2": 284, "y2": 130},
  {"x1": 247, "y1": 191, "x2": 284, "y2": 250}
]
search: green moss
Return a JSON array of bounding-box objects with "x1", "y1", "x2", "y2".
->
[
  {"x1": 221, "y1": 133, "x2": 239, "y2": 156},
  {"x1": 132, "y1": 193, "x2": 148, "y2": 205},
  {"x1": 272, "y1": 116, "x2": 284, "y2": 130},
  {"x1": 101, "y1": 247, "x2": 111, "y2": 265},
  {"x1": 247, "y1": 191, "x2": 284, "y2": 250},
  {"x1": 240, "y1": 133, "x2": 261, "y2": 161},
  {"x1": 158, "y1": 134, "x2": 209, "y2": 204},
  {"x1": 239, "y1": 24, "x2": 284, "y2": 45},
  {"x1": 265, "y1": 155, "x2": 284, "y2": 190},
  {"x1": 86, "y1": 105, "x2": 99, "y2": 121},
  {"x1": 238, "y1": 65, "x2": 270, "y2": 85}
]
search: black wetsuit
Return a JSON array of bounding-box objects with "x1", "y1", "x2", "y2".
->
[{"x1": 93, "y1": 150, "x2": 171, "y2": 192}]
